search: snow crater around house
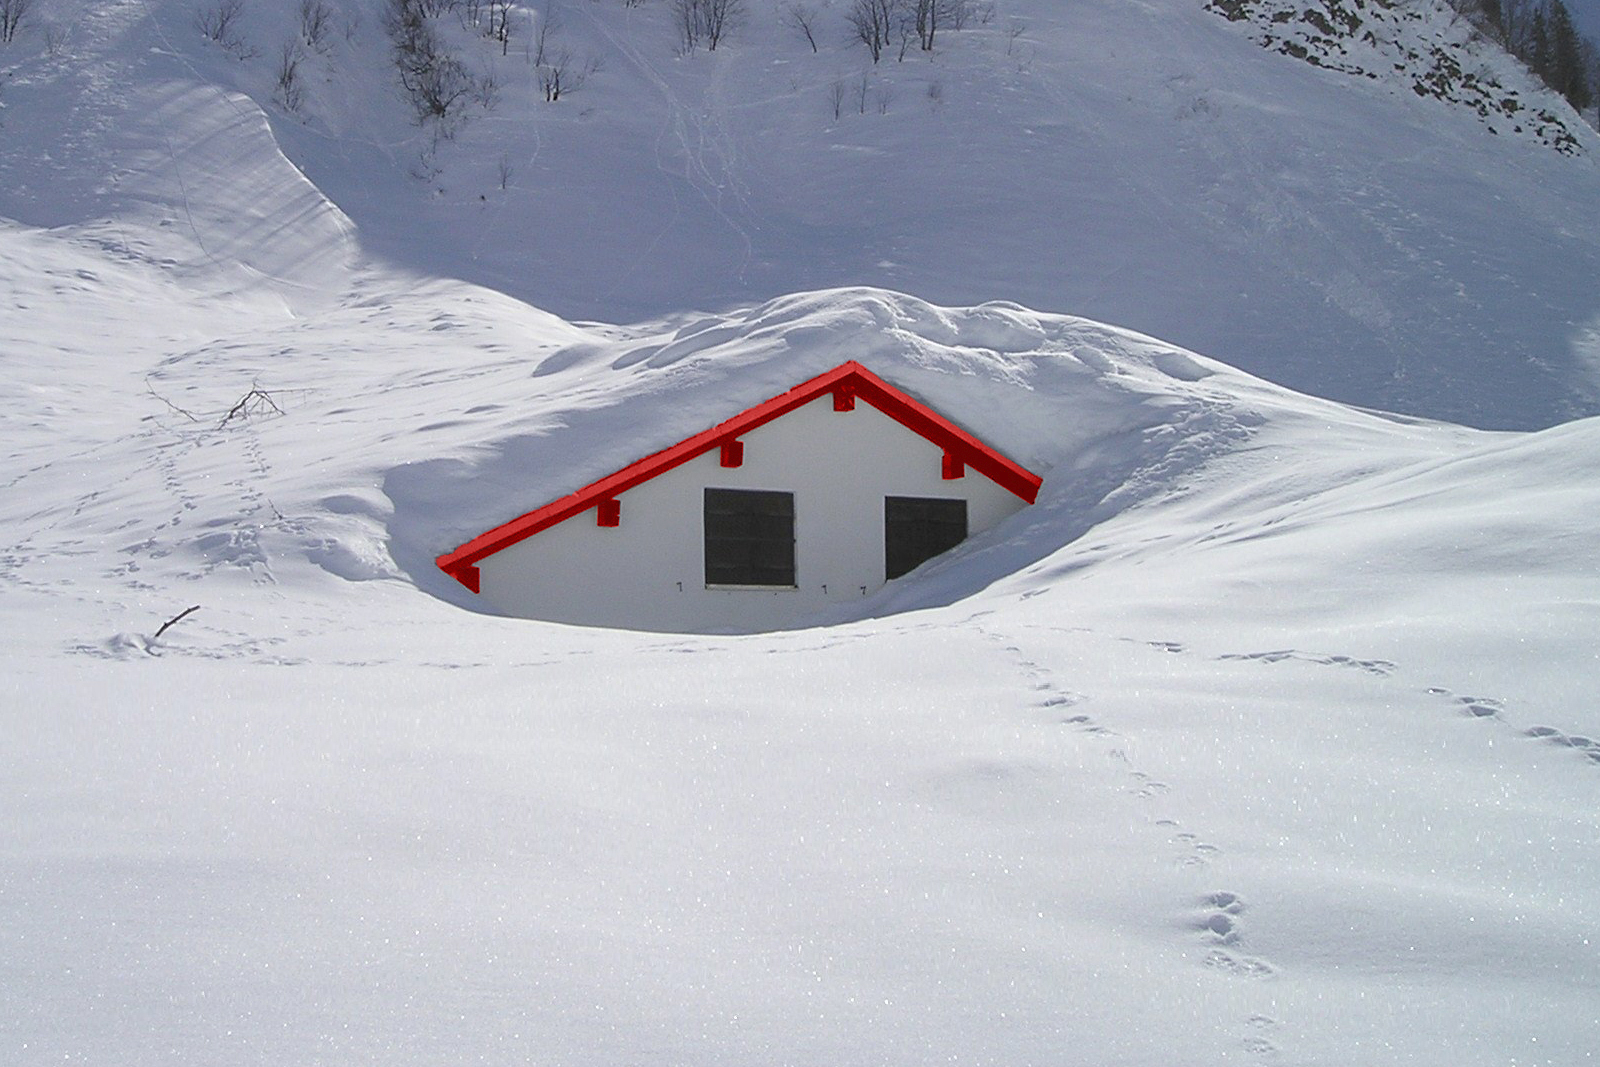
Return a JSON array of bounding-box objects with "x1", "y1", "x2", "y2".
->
[
  {"x1": 381, "y1": 286, "x2": 1333, "y2": 632},
  {"x1": 8, "y1": 240, "x2": 1600, "y2": 1063},
  {"x1": 4, "y1": 0, "x2": 1600, "y2": 1061}
]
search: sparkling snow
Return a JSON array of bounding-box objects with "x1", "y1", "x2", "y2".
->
[{"x1": 2, "y1": 1, "x2": 1598, "y2": 1064}]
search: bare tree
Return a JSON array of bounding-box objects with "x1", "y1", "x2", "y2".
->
[
  {"x1": 671, "y1": 0, "x2": 700, "y2": 51},
  {"x1": 298, "y1": 0, "x2": 333, "y2": 51},
  {"x1": 195, "y1": 0, "x2": 245, "y2": 46},
  {"x1": 1004, "y1": 16, "x2": 1025, "y2": 55},
  {"x1": 532, "y1": 5, "x2": 557, "y2": 66},
  {"x1": 781, "y1": 2, "x2": 819, "y2": 52},
  {"x1": 1586, "y1": 38, "x2": 1600, "y2": 123},
  {"x1": 0, "y1": 0, "x2": 34, "y2": 44},
  {"x1": 538, "y1": 46, "x2": 596, "y2": 100},
  {"x1": 848, "y1": 0, "x2": 901, "y2": 63},
  {"x1": 530, "y1": 5, "x2": 596, "y2": 100},
  {"x1": 672, "y1": 0, "x2": 745, "y2": 52},
  {"x1": 896, "y1": 10, "x2": 913, "y2": 59},
  {"x1": 910, "y1": 0, "x2": 938, "y2": 50},
  {"x1": 274, "y1": 41, "x2": 305, "y2": 112},
  {"x1": 386, "y1": 0, "x2": 480, "y2": 130},
  {"x1": 488, "y1": 0, "x2": 514, "y2": 54},
  {"x1": 1498, "y1": 0, "x2": 1538, "y2": 51},
  {"x1": 404, "y1": 49, "x2": 474, "y2": 122},
  {"x1": 702, "y1": 0, "x2": 744, "y2": 49}
]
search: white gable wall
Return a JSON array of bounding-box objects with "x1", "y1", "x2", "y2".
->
[{"x1": 475, "y1": 396, "x2": 1028, "y2": 632}]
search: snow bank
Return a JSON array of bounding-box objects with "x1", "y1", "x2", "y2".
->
[{"x1": 3, "y1": 1, "x2": 1599, "y2": 1062}]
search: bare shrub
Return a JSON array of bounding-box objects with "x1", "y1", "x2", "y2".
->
[
  {"x1": 780, "y1": 2, "x2": 818, "y2": 52},
  {"x1": 299, "y1": 0, "x2": 333, "y2": 51},
  {"x1": 385, "y1": 0, "x2": 491, "y2": 131},
  {"x1": 1, "y1": 0, "x2": 35, "y2": 44},
  {"x1": 538, "y1": 46, "x2": 597, "y2": 100},
  {"x1": 671, "y1": 0, "x2": 700, "y2": 51},
  {"x1": 274, "y1": 41, "x2": 304, "y2": 112},
  {"x1": 847, "y1": 0, "x2": 900, "y2": 63},
  {"x1": 487, "y1": 0, "x2": 514, "y2": 54},
  {"x1": 671, "y1": 0, "x2": 745, "y2": 52},
  {"x1": 195, "y1": 0, "x2": 245, "y2": 47},
  {"x1": 532, "y1": 3, "x2": 559, "y2": 65}
]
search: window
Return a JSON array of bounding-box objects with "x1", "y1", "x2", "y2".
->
[
  {"x1": 885, "y1": 496, "x2": 968, "y2": 580},
  {"x1": 704, "y1": 488, "x2": 795, "y2": 587}
]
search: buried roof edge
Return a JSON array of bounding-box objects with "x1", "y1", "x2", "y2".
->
[{"x1": 436, "y1": 360, "x2": 1043, "y2": 592}]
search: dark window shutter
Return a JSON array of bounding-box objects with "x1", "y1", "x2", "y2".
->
[
  {"x1": 704, "y1": 488, "x2": 796, "y2": 587},
  {"x1": 885, "y1": 496, "x2": 968, "y2": 580}
]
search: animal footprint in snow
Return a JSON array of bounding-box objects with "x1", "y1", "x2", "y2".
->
[
  {"x1": 1199, "y1": 912, "x2": 1239, "y2": 941},
  {"x1": 1206, "y1": 890, "x2": 1245, "y2": 914},
  {"x1": 1204, "y1": 949, "x2": 1274, "y2": 979},
  {"x1": 1220, "y1": 649, "x2": 1393, "y2": 676},
  {"x1": 1194, "y1": 891, "x2": 1245, "y2": 943},
  {"x1": 1241, "y1": 1014, "x2": 1282, "y2": 1055},
  {"x1": 1456, "y1": 695, "x2": 1502, "y2": 718},
  {"x1": 1526, "y1": 726, "x2": 1600, "y2": 763},
  {"x1": 1128, "y1": 771, "x2": 1169, "y2": 798},
  {"x1": 1172, "y1": 831, "x2": 1219, "y2": 867},
  {"x1": 1060, "y1": 713, "x2": 1108, "y2": 734}
]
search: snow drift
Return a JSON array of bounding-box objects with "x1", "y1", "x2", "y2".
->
[{"x1": 2, "y1": 0, "x2": 1599, "y2": 1063}]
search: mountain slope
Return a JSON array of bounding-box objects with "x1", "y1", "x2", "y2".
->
[
  {"x1": 2, "y1": 2, "x2": 1599, "y2": 1064},
  {"x1": 2, "y1": 0, "x2": 1598, "y2": 427}
]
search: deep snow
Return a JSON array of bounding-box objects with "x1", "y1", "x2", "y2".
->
[
  {"x1": 2, "y1": 0, "x2": 1599, "y2": 1064},
  {"x1": 3, "y1": 0, "x2": 1600, "y2": 428}
]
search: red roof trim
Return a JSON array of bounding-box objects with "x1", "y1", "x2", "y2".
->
[{"x1": 436, "y1": 361, "x2": 1042, "y2": 591}]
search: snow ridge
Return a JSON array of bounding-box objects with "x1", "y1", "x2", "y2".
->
[{"x1": 2, "y1": 4, "x2": 1600, "y2": 1064}]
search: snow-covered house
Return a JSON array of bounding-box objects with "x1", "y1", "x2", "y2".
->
[{"x1": 437, "y1": 362, "x2": 1042, "y2": 631}]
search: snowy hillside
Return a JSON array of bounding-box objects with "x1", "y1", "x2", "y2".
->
[
  {"x1": 3, "y1": 0, "x2": 1600, "y2": 1064},
  {"x1": 2, "y1": 0, "x2": 1599, "y2": 428},
  {"x1": 6, "y1": 231, "x2": 1600, "y2": 1062},
  {"x1": 1210, "y1": 0, "x2": 1588, "y2": 152}
]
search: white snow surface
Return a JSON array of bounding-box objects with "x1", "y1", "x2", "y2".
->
[
  {"x1": 3, "y1": 0, "x2": 1600, "y2": 428},
  {"x1": 3, "y1": 0, "x2": 1600, "y2": 1064}
]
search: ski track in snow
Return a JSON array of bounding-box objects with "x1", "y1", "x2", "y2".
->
[{"x1": 581, "y1": 3, "x2": 756, "y2": 301}]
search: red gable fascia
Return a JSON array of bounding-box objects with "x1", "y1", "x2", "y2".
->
[{"x1": 436, "y1": 361, "x2": 1042, "y2": 593}]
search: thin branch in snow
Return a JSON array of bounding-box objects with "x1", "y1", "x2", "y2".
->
[
  {"x1": 152, "y1": 605, "x2": 201, "y2": 643},
  {"x1": 218, "y1": 386, "x2": 285, "y2": 428},
  {"x1": 146, "y1": 376, "x2": 199, "y2": 422}
]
